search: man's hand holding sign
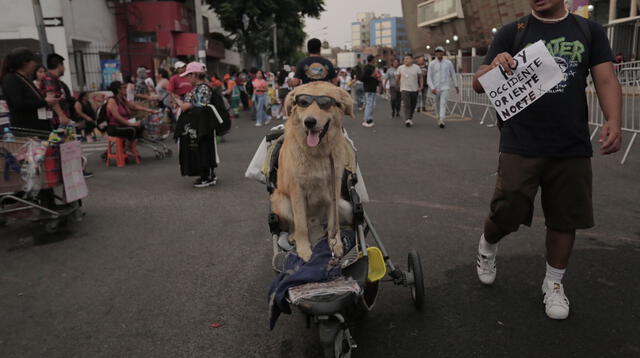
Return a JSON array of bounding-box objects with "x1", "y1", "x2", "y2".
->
[{"x1": 478, "y1": 41, "x2": 564, "y2": 121}]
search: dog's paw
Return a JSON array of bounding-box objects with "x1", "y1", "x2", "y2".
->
[
  {"x1": 297, "y1": 246, "x2": 312, "y2": 262},
  {"x1": 330, "y1": 234, "x2": 344, "y2": 258}
]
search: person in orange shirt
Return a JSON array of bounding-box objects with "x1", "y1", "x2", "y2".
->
[{"x1": 224, "y1": 73, "x2": 240, "y2": 115}]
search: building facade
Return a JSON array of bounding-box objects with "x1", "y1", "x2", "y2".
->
[
  {"x1": 0, "y1": 0, "x2": 118, "y2": 91},
  {"x1": 370, "y1": 17, "x2": 411, "y2": 56},
  {"x1": 401, "y1": 0, "x2": 531, "y2": 60},
  {"x1": 351, "y1": 12, "x2": 375, "y2": 49}
]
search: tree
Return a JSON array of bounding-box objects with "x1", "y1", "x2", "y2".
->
[{"x1": 205, "y1": 0, "x2": 325, "y2": 64}]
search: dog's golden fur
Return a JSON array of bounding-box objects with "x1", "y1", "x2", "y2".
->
[{"x1": 270, "y1": 81, "x2": 354, "y2": 261}]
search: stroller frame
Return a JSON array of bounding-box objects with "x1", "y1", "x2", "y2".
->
[{"x1": 269, "y1": 172, "x2": 425, "y2": 358}]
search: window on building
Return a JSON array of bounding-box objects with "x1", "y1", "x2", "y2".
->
[
  {"x1": 73, "y1": 51, "x2": 86, "y2": 88},
  {"x1": 203, "y1": 16, "x2": 209, "y2": 34},
  {"x1": 417, "y1": 0, "x2": 464, "y2": 27}
]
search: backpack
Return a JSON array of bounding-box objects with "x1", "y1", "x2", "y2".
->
[{"x1": 95, "y1": 97, "x2": 112, "y2": 132}]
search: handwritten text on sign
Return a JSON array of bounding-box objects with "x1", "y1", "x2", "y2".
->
[
  {"x1": 60, "y1": 141, "x2": 88, "y2": 203},
  {"x1": 479, "y1": 40, "x2": 563, "y2": 121}
]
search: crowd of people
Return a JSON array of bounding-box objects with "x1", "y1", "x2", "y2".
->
[{"x1": 261, "y1": 38, "x2": 459, "y2": 129}]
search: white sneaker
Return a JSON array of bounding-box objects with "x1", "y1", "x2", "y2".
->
[
  {"x1": 255, "y1": 123, "x2": 263, "y2": 127},
  {"x1": 405, "y1": 119, "x2": 413, "y2": 127},
  {"x1": 361, "y1": 121, "x2": 374, "y2": 128},
  {"x1": 476, "y1": 252, "x2": 496, "y2": 285},
  {"x1": 542, "y1": 280, "x2": 570, "y2": 320}
]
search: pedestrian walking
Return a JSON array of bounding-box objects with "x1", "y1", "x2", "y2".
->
[
  {"x1": 253, "y1": 70, "x2": 269, "y2": 127},
  {"x1": 352, "y1": 65, "x2": 365, "y2": 111},
  {"x1": 291, "y1": 38, "x2": 338, "y2": 86},
  {"x1": 427, "y1": 47, "x2": 458, "y2": 128},
  {"x1": 361, "y1": 55, "x2": 379, "y2": 128},
  {"x1": 385, "y1": 58, "x2": 401, "y2": 118},
  {"x1": 416, "y1": 56, "x2": 429, "y2": 112},
  {"x1": 339, "y1": 69, "x2": 352, "y2": 93},
  {"x1": 276, "y1": 69, "x2": 290, "y2": 120},
  {"x1": 396, "y1": 54, "x2": 423, "y2": 127},
  {"x1": 472, "y1": 0, "x2": 622, "y2": 320}
]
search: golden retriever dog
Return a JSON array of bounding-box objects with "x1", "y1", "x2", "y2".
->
[{"x1": 271, "y1": 81, "x2": 354, "y2": 261}]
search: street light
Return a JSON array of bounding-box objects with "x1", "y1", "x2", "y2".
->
[
  {"x1": 446, "y1": 39, "x2": 450, "y2": 44},
  {"x1": 492, "y1": 27, "x2": 498, "y2": 35},
  {"x1": 452, "y1": 35, "x2": 459, "y2": 42},
  {"x1": 426, "y1": 45, "x2": 430, "y2": 50},
  {"x1": 588, "y1": 4, "x2": 594, "y2": 12}
]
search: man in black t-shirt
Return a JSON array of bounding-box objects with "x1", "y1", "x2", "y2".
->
[
  {"x1": 291, "y1": 38, "x2": 338, "y2": 86},
  {"x1": 472, "y1": 0, "x2": 622, "y2": 321},
  {"x1": 361, "y1": 55, "x2": 380, "y2": 127}
]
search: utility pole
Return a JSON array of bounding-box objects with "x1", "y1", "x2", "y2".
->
[
  {"x1": 273, "y1": 22, "x2": 278, "y2": 70},
  {"x1": 32, "y1": 0, "x2": 50, "y2": 64},
  {"x1": 195, "y1": 0, "x2": 206, "y2": 64}
]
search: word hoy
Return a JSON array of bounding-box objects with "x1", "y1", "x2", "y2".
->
[{"x1": 479, "y1": 40, "x2": 563, "y2": 121}]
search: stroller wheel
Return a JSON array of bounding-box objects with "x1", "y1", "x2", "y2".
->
[
  {"x1": 44, "y1": 219, "x2": 60, "y2": 234},
  {"x1": 408, "y1": 250, "x2": 425, "y2": 309},
  {"x1": 165, "y1": 148, "x2": 173, "y2": 157},
  {"x1": 318, "y1": 320, "x2": 353, "y2": 358},
  {"x1": 155, "y1": 152, "x2": 164, "y2": 160}
]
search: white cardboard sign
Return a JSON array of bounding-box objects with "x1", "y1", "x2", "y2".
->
[
  {"x1": 60, "y1": 141, "x2": 88, "y2": 203},
  {"x1": 479, "y1": 40, "x2": 564, "y2": 121}
]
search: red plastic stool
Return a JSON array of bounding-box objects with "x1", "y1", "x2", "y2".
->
[{"x1": 106, "y1": 137, "x2": 140, "y2": 167}]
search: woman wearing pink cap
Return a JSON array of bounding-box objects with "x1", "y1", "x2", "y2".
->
[{"x1": 176, "y1": 62, "x2": 219, "y2": 188}]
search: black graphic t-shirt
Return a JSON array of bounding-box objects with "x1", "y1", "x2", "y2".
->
[
  {"x1": 295, "y1": 56, "x2": 337, "y2": 84},
  {"x1": 483, "y1": 15, "x2": 613, "y2": 157}
]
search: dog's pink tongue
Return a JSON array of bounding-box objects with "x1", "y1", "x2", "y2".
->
[{"x1": 306, "y1": 131, "x2": 320, "y2": 147}]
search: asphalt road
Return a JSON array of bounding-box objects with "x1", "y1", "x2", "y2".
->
[{"x1": 1, "y1": 98, "x2": 639, "y2": 358}]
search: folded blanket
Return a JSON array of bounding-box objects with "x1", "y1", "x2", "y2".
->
[{"x1": 268, "y1": 239, "x2": 342, "y2": 330}]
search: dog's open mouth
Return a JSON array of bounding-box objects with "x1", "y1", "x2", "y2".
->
[{"x1": 305, "y1": 120, "x2": 330, "y2": 148}]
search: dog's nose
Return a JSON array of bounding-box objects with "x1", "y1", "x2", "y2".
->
[{"x1": 304, "y1": 117, "x2": 317, "y2": 129}]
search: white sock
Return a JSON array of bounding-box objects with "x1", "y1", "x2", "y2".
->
[
  {"x1": 478, "y1": 234, "x2": 498, "y2": 256},
  {"x1": 545, "y1": 262, "x2": 565, "y2": 284}
]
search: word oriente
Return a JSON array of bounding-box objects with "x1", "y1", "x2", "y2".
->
[{"x1": 489, "y1": 53, "x2": 544, "y2": 120}]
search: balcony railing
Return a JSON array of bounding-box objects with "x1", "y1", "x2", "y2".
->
[{"x1": 417, "y1": 0, "x2": 464, "y2": 27}]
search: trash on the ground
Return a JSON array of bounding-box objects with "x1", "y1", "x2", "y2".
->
[
  {"x1": 497, "y1": 321, "x2": 504, "y2": 326},
  {"x1": 210, "y1": 322, "x2": 222, "y2": 328}
]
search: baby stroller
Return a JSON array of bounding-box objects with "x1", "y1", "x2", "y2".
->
[{"x1": 247, "y1": 128, "x2": 425, "y2": 358}]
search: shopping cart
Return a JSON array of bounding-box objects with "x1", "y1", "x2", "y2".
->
[{"x1": 0, "y1": 128, "x2": 84, "y2": 234}]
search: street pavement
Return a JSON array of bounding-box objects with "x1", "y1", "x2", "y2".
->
[{"x1": 1, "y1": 97, "x2": 639, "y2": 358}]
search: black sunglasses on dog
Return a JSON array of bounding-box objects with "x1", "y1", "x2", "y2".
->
[{"x1": 294, "y1": 94, "x2": 337, "y2": 110}]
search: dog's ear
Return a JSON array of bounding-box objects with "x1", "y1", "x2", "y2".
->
[
  {"x1": 284, "y1": 87, "x2": 296, "y2": 117},
  {"x1": 335, "y1": 87, "x2": 354, "y2": 118}
]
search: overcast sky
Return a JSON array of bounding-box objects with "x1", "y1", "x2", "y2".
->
[{"x1": 304, "y1": 0, "x2": 403, "y2": 49}]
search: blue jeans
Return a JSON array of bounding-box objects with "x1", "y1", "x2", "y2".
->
[
  {"x1": 355, "y1": 83, "x2": 365, "y2": 109},
  {"x1": 255, "y1": 93, "x2": 267, "y2": 125},
  {"x1": 364, "y1": 92, "x2": 376, "y2": 123}
]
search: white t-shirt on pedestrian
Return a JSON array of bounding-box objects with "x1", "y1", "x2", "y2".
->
[
  {"x1": 339, "y1": 75, "x2": 352, "y2": 91},
  {"x1": 397, "y1": 64, "x2": 422, "y2": 92}
]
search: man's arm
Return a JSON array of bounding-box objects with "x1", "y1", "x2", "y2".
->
[
  {"x1": 449, "y1": 61, "x2": 459, "y2": 93},
  {"x1": 418, "y1": 68, "x2": 424, "y2": 90},
  {"x1": 591, "y1": 61, "x2": 622, "y2": 154},
  {"x1": 426, "y1": 63, "x2": 434, "y2": 89}
]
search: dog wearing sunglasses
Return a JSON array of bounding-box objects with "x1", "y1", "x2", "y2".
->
[{"x1": 271, "y1": 81, "x2": 355, "y2": 261}]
